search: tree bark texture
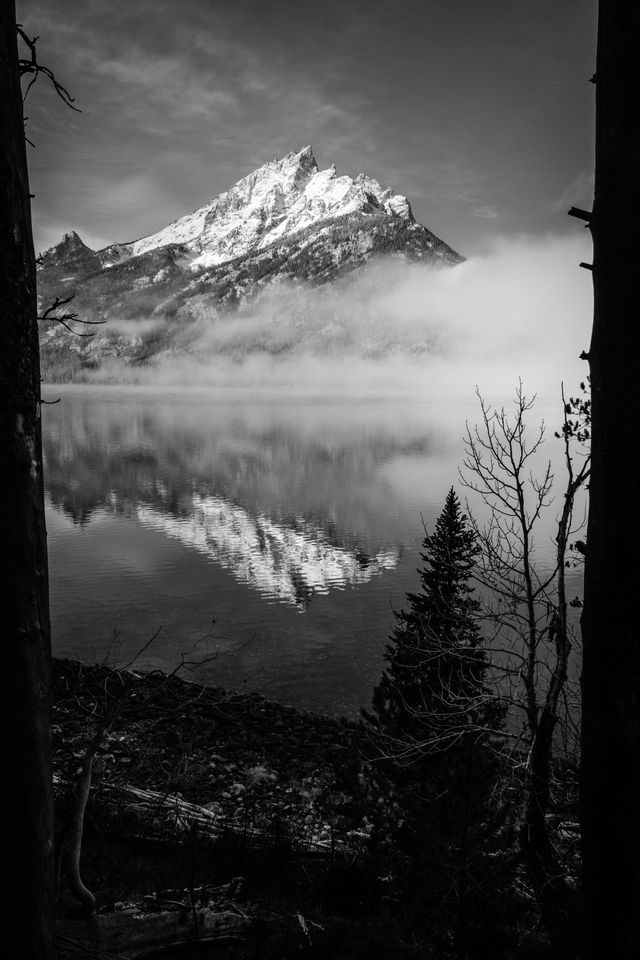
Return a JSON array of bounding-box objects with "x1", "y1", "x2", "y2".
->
[
  {"x1": 0, "y1": 3, "x2": 54, "y2": 956},
  {"x1": 522, "y1": 709, "x2": 575, "y2": 952},
  {"x1": 581, "y1": 2, "x2": 640, "y2": 957}
]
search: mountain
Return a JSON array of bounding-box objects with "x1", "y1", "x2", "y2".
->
[{"x1": 37, "y1": 147, "x2": 463, "y2": 379}]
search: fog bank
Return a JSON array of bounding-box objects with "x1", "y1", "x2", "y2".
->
[{"x1": 82, "y1": 232, "x2": 593, "y2": 403}]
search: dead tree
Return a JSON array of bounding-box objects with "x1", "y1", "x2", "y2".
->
[
  {"x1": 1, "y1": 12, "x2": 79, "y2": 955},
  {"x1": 580, "y1": 2, "x2": 640, "y2": 956},
  {"x1": 460, "y1": 384, "x2": 589, "y2": 943},
  {"x1": 55, "y1": 634, "x2": 221, "y2": 915},
  {"x1": 0, "y1": 7, "x2": 53, "y2": 956}
]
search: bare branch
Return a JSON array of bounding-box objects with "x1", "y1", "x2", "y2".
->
[
  {"x1": 38, "y1": 294, "x2": 105, "y2": 338},
  {"x1": 17, "y1": 26, "x2": 80, "y2": 112},
  {"x1": 460, "y1": 383, "x2": 590, "y2": 912}
]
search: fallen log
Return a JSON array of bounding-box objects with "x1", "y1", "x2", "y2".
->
[
  {"x1": 98, "y1": 782, "x2": 339, "y2": 854},
  {"x1": 57, "y1": 904, "x2": 249, "y2": 959},
  {"x1": 103, "y1": 782, "x2": 278, "y2": 846}
]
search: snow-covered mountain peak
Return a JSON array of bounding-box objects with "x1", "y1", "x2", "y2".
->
[
  {"x1": 38, "y1": 146, "x2": 464, "y2": 379},
  {"x1": 262, "y1": 144, "x2": 318, "y2": 183},
  {"x1": 125, "y1": 147, "x2": 415, "y2": 269}
]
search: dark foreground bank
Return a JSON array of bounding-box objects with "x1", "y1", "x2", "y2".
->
[
  {"x1": 52, "y1": 658, "x2": 416, "y2": 959},
  {"x1": 51, "y1": 659, "x2": 578, "y2": 960}
]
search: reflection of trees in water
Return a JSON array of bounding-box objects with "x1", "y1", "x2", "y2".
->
[
  {"x1": 290, "y1": 568, "x2": 314, "y2": 609},
  {"x1": 43, "y1": 395, "x2": 437, "y2": 551}
]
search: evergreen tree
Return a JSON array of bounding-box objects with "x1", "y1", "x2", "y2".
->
[
  {"x1": 363, "y1": 490, "x2": 515, "y2": 958},
  {"x1": 366, "y1": 487, "x2": 496, "y2": 758}
]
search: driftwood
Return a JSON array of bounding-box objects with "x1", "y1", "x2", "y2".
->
[
  {"x1": 103, "y1": 783, "x2": 279, "y2": 846},
  {"x1": 99, "y1": 782, "x2": 338, "y2": 853},
  {"x1": 56, "y1": 902, "x2": 249, "y2": 958}
]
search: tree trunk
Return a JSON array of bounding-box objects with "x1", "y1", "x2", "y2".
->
[
  {"x1": 0, "y1": 3, "x2": 54, "y2": 956},
  {"x1": 521, "y1": 710, "x2": 577, "y2": 954},
  {"x1": 522, "y1": 713, "x2": 556, "y2": 891},
  {"x1": 65, "y1": 754, "x2": 97, "y2": 916},
  {"x1": 581, "y1": 2, "x2": 640, "y2": 957}
]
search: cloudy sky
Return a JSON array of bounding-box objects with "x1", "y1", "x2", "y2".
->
[{"x1": 20, "y1": 0, "x2": 597, "y2": 258}]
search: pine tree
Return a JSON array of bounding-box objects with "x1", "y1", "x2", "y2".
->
[
  {"x1": 366, "y1": 487, "x2": 496, "y2": 758},
  {"x1": 363, "y1": 490, "x2": 515, "y2": 958}
]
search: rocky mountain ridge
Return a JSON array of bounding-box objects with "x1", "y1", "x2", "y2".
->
[{"x1": 37, "y1": 147, "x2": 463, "y2": 378}]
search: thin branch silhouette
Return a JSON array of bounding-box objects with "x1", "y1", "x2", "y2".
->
[{"x1": 17, "y1": 26, "x2": 79, "y2": 111}]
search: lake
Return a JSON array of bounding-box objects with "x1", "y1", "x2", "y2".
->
[{"x1": 43, "y1": 385, "x2": 579, "y2": 717}]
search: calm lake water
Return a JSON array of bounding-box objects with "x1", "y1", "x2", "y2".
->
[{"x1": 43, "y1": 385, "x2": 577, "y2": 717}]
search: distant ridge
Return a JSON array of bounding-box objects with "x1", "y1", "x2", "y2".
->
[{"x1": 37, "y1": 147, "x2": 463, "y2": 377}]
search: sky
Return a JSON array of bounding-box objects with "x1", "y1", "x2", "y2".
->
[{"x1": 20, "y1": 0, "x2": 597, "y2": 258}]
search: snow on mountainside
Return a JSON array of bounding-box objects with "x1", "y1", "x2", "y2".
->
[
  {"x1": 125, "y1": 145, "x2": 415, "y2": 269},
  {"x1": 37, "y1": 146, "x2": 463, "y2": 379}
]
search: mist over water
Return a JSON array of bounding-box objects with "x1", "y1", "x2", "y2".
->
[
  {"x1": 44, "y1": 232, "x2": 590, "y2": 714},
  {"x1": 44, "y1": 385, "x2": 584, "y2": 715},
  {"x1": 45, "y1": 391, "x2": 469, "y2": 713},
  {"x1": 88, "y1": 233, "x2": 592, "y2": 404}
]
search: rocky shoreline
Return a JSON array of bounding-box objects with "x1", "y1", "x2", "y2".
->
[
  {"x1": 52, "y1": 657, "x2": 375, "y2": 890},
  {"x1": 51, "y1": 658, "x2": 392, "y2": 956}
]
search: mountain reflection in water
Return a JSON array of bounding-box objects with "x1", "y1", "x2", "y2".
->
[
  {"x1": 43, "y1": 387, "x2": 467, "y2": 714},
  {"x1": 135, "y1": 496, "x2": 398, "y2": 608}
]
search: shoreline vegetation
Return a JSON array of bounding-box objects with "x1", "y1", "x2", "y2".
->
[
  {"x1": 49, "y1": 414, "x2": 588, "y2": 958},
  {"x1": 52, "y1": 656, "x2": 580, "y2": 960},
  {"x1": 52, "y1": 657, "x2": 384, "y2": 958}
]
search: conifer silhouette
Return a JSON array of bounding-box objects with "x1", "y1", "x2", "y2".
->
[{"x1": 366, "y1": 487, "x2": 497, "y2": 758}]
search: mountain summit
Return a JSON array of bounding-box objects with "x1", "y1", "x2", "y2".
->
[
  {"x1": 38, "y1": 147, "x2": 463, "y2": 377},
  {"x1": 120, "y1": 146, "x2": 422, "y2": 270}
]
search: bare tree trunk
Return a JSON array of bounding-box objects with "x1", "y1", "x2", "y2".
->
[
  {"x1": 522, "y1": 715, "x2": 555, "y2": 885},
  {"x1": 581, "y1": 3, "x2": 640, "y2": 957},
  {"x1": 462, "y1": 390, "x2": 587, "y2": 948},
  {"x1": 522, "y1": 709, "x2": 574, "y2": 953},
  {"x1": 65, "y1": 752, "x2": 97, "y2": 916},
  {"x1": 0, "y1": 3, "x2": 54, "y2": 956},
  {"x1": 522, "y1": 474, "x2": 577, "y2": 929}
]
